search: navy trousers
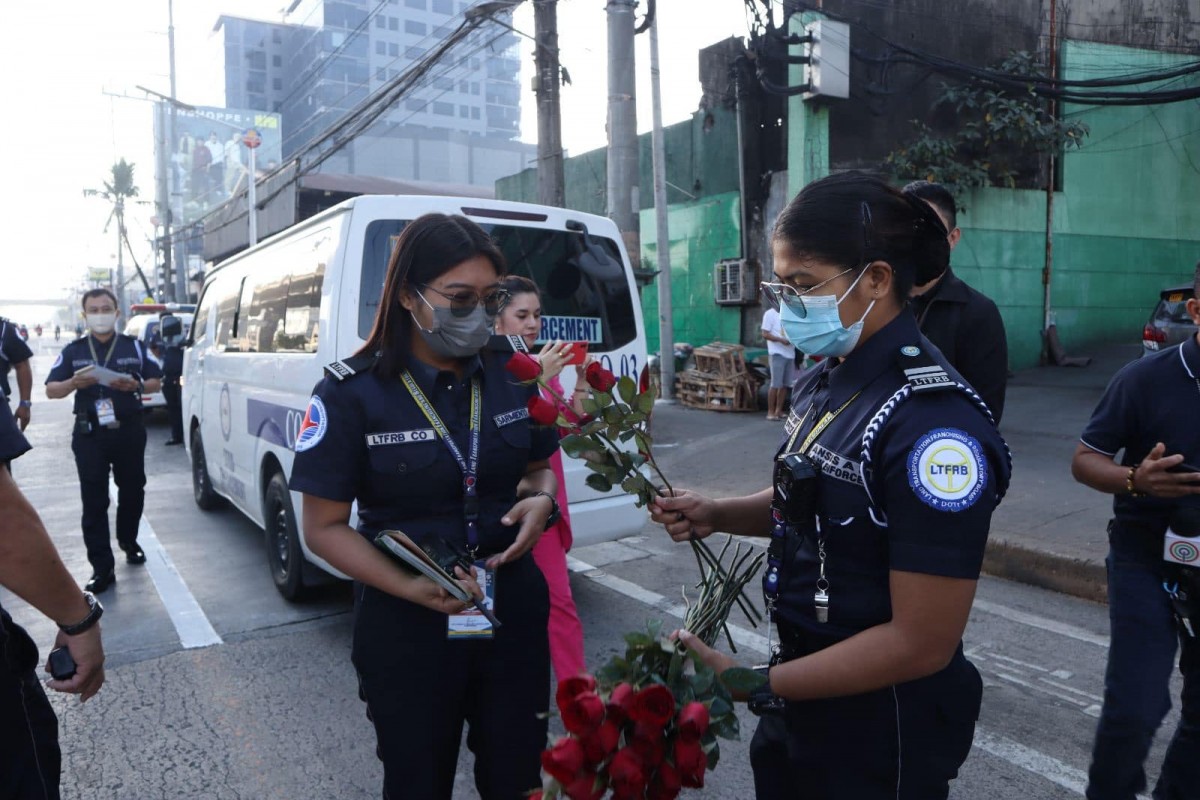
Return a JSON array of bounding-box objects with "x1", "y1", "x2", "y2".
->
[
  {"x1": 1086, "y1": 525, "x2": 1200, "y2": 800},
  {"x1": 71, "y1": 418, "x2": 146, "y2": 574},
  {"x1": 0, "y1": 609, "x2": 60, "y2": 800}
]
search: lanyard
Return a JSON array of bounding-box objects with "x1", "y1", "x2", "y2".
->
[
  {"x1": 401, "y1": 371, "x2": 483, "y2": 555},
  {"x1": 86, "y1": 335, "x2": 119, "y2": 369}
]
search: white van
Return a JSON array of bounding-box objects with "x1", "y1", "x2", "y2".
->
[{"x1": 182, "y1": 195, "x2": 649, "y2": 599}]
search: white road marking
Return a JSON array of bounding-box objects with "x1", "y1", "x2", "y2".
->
[
  {"x1": 972, "y1": 599, "x2": 1110, "y2": 648},
  {"x1": 110, "y1": 481, "x2": 222, "y2": 649},
  {"x1": 973, "y1": 729, "x2": 1090, "y2": 794}
]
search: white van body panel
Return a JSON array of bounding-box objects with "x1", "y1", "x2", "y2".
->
[{"x1": 183, "y1": 196, "x2": 648, "y2": 592}]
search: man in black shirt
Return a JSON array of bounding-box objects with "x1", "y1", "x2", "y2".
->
[
  {"x1": 45, "y1": 289, "x2": 162, "y2": 593},
  {"x1": 1072, "y1": 260, "x2": 1200, "y2": 800},
  {"x1": 903, "y1": 182, "x2": 1009, "y2": 423},
  {"x1": 0, "y1": 316, "x2": 34, "y2": 437}
]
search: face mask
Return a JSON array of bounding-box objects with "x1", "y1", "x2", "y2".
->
[
  {"x1": 779, "y1": 269, "x2": 875, "y2": 358},
  {"x1": 411, "y1": 301, "x2": 493, "y2": 359},
  {"x1": 86, "y1": 312, "x2": 117, "y2": 335}
]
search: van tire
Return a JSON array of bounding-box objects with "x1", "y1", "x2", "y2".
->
[
  {"x1": 191, "y1": 429, "x2": 223, "y2": 510},
  {"x1": 264, "y1": 472, "x2": 307, "y2": 601}
]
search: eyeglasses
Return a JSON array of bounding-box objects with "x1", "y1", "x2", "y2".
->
[
  {"x1": 760, "y1": 267, "x2": 856, "y2": 318},
  {"x1": 418, "y1": 285, "x2": 510, "y2": 318}
]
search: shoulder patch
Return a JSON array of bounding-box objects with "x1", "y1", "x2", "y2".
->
[
  {"x1": 907, "y1": 427, "x2": 987, "y2": 512},
  {"x1": 294, "y1": 396, "x2": 329, "y2": 452},
  {"x1": 323, "y1": 353, "x2": 377, "y2": 381},
  {"x1": 50, "y1": 353, "x2": 63, "y2": 370},
  {"x1": 897, "y1": 345, "x2": 955, "y2": 393}
]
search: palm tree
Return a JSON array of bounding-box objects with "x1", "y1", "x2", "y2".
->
[{"x1": 84, "y1": 159, "x2": 153, "y2": 312}]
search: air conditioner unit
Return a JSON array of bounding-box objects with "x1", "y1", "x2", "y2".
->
[{"x1": 714, "y1": 258, "x2": 758, "y2": 306}]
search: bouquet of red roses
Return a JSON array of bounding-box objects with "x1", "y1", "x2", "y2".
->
[{"x1": 531, "y1": 622, "x2": 765, "y2": 800}]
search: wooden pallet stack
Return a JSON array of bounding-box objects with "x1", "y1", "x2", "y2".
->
[{"x1": 675, "y1": 343, "x2": 759, "y2": 412}]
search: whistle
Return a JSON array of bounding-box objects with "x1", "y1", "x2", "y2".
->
[{"x1": 814, "y1": 588, "x2": 829, "y2": 624}]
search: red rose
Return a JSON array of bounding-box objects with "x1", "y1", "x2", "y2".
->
[
  {"x1": 562, "y1": 691, "x2": 605, "y2": 736},
  {"x1": 608, "y1": 747, "x2": 646, "y2": 799},
  {"x1": 562, "y1": 770, "x2": 606, "y2": 800},
  {"x1": 647, "y1": 761, "x2": 682, "y2": 800},
  {"x1": 580, "y1": 719, "x2": 620, "y2": 765},
  {"x1": 673, "y1": 738, "x2": 707, "y2": 788},
  {"x1": 639, "y1": 364, "x2": 651, "y2": 394},
  {"x1": 527, "y1": 395, "x2": 559, "y2": 426},
  {"x1": 506, "y1": 351, "x2": 542, "y2": 383},
  {"x1": 541, "y1": 736, "x2": 586, "y2": 785},
  {"x1": 630, "y1": 720, "x2": 666, "y2": 766},
  {"x1": 675, "y1": 701, "x2": 710, "y2": 741},
  {"x1": 630, "y1": 684, "x2": 676, "y2": 728},
  {"x1": 556, "y1": 675, "x2": 598, "y2": 714},
  {"x1": 584, "y1": 362, "x2": 617, "y2": 393},
  {"x1": 605, "y1": 682, "x2": 636, "y2": 725}
]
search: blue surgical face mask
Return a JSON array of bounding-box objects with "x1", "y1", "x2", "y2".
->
[{"x1": 779, "y1": 268, "x2": 875, "y2": 358}]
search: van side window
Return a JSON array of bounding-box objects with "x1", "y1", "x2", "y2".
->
[
  {"x1": 282, "y1": 261, "x2": 324, "y2": 353},
  {"x1": 215, "y1": 278, "x2": 245, "y2": 353},
  {"x1": 191, "y1": 289, "x2": 212, "y2": 345},
  {"x1": 242, "y1": 261, "x2": 289, "y2": 353}
]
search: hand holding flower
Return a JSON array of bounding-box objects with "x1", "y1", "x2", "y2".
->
[{"x1": 648, "y1": 491, "x2": 717, "y2": 543}]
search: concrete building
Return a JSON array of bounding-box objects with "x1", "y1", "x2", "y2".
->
[{"x1": 208, "y1": 0, "x2": 533, "y2": 188}]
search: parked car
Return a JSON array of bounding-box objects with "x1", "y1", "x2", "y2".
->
[
  {"x1": 123, "y1": 307, "x2": 194, "y2": 409},
  {"x1": 1142, "y1": 284, "x2": 1196, "y2": 356}
]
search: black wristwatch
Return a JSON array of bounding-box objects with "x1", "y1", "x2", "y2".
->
[
  {"x1": 527, "y1": 490, "x2": 561, "y2": 530},
  {"x1": 59, "y1": 591, "x2": 104, "y2": 636}
]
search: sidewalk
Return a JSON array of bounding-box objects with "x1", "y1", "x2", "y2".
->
[{"x1": 649, "y1": 341, "x2": 1144, "y2": 605}]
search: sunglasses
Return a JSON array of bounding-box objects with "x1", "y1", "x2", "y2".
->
[
  {"x1": 760, "y1": 267, "x2": 856, "y2": 318},
  {"x1": 418, "y1": 285, "x2": 510, "y2": 318}
]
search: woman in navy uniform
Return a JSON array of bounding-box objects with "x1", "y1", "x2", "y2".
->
[
  {"x1": 651, "y1": 172, "x2": 1011, "y2": 799},
  {"x1": 290, "y1": 213, "x2": 560, "y2": 799},
  {"x1": 45, "y1": 289, "x2": 162, "y2": 594}
]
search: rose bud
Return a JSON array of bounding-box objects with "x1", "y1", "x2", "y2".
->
[
  {"x1": 505, "y1": 351, "x2": 542, "y2": 383},
  {"x1": 630, "y1": 684, "x2": 676, "y2": 729},
  {"x1": 608, "y1": 746, "x2": 646, "y2": 799},
  {"x1": 580, "y1": 719, "x2": 620, "y2": 765},
  {"x1": 527, "y1": 395, "x2": 559, "y2": 426},
  {"x1": 562, "y1": 691, "x2": 606, "y2": 736},
  {"x1": 639, "y1": 364, "x2": 651, "y2": 394},
  {"x1": 630, "y1": 720, "x2": 666, "y2": 766},
  {"x1": 555, "y1": 675, "x2": 598, "y2": 714},
  {"x1": 673, "y1": 737, "x2": 707, "y2": 788},
  {"x1": 541, "y1": 736, "x2": 586, "y2": 785},
  {"x1": 675, "y1": 701, "x2": 710, "y2": 741},
  {"x1": 584, "y1": 362, "x2": 617, "y2": 393},
  {"x1": 562, "y1": 770, "x2": 606, "y2": 800},
  {"x1": 605, "y1": 682, "x2": 636, "y2": 725},
  {"x1": 647, "y1": 761, "x2": 682, "y2": 800}
]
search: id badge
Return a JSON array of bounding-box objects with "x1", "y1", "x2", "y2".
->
[
  {"x1": 447, "y1": 560, "x2": 496, "y2": 640},
  {"x1": 94, "y1": 398, "x2": 117, "y2": 428}
]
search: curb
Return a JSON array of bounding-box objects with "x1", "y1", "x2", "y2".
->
[{"x1": 982, "y1": 539, "x2": 1108, "y2": 605}]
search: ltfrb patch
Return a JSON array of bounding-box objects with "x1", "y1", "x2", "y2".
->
[
  {"x1": 907, "y1": 427, "x2": 987, "y2": 512},
  {"x1": 294, "y1": 396, "x2": 328, "y2": 452}
]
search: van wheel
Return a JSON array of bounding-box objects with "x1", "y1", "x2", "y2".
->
[
  {"x1": 191, "y1": 429, "x2": 223, "y2": 510},
  {"x1": 264, "y1": 472, "x2": 307, "y2": 601}
]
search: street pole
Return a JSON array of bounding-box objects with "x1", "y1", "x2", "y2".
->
[
  {"x1": 168, "y1": 0, "x2": 187, "y2": 303},
  {"x1": 248, "y1": 144, "x2": 258, "y2": 246},
  {"x1": 606, "y1": 0, "x2": 640, "y2": 270},
  {"x1": 649, "y1": 14, "x2": 674, "y2": 401},
  {"x1": 115, "y1": 200, "x2": 128, "y2": 316},
  {"x1": 1042, "y1": 0, "x2": 1057, "y2": 346},
  {"x1": 534, "y1": 0, "x2": 565, "y2": 207},
  {"x1": 155, "y1": 100, "x2": 173, "y2": 301}
]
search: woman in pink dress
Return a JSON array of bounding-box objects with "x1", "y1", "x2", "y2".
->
[{"x1": 495, "y1": 276, "x2": 587, "y2": 680}]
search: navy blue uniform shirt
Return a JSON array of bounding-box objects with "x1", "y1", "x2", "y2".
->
[
  {"x1": 0, "y1": 318, "x2": 33, "y2": 400},
  {"x1": 776, "y1": 311, "x2": 1010, "y2": 638},
  {"x1": 161, "y1": 346, "x2": 184, "y2": 379},
  {"x1": 290, "y1": 351, "x2": 559, "y2": 556},
  {"x1": 1080, "y1": 334, "x2": 1200, "y2": 535},
  {"x1": 45, "y1": 333, "x2": 162, "y2": 420},
  {"x1": 0, "y1": 395, "x2": 30, "y2": 461}
]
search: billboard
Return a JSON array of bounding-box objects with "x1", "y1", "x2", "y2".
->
[{"x1": 155, "y1": 105, "x2": 283, "y2": 227}]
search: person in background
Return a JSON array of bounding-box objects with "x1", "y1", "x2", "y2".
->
[
  {"x1": 1070, "y1": 259, "x2": 1200, "y2": 800},
  {"x1": 494, "y1": 274, "x2": 587, "y2": 681},
  {"x1": 54, "y1": 325, "x2": 61, "y2": 343},
  {"x1": 45, "y1": 289, "x2": 162, "y2": 594},
  {"x1": 0, "y1": 395, "x2": 106, "y2": 800},
  {"x1": 761, "y1": 306, "x2": 796, "y2": 421},
  {"x1": 159, "y1": 313, "x2": 186, "y2": 446},
  {"x1": 902, "y1": 181, "x2": 1009, "y2": 423},
  {"x1": 653, "y1": 172, "x2": 1010, "y2": 798},
  {"x1": 0, "y1": 316, "x2": 34, "y2": 438},
  {"x1": 291, "y1": 213, "x2": 560, "y2": 798}
]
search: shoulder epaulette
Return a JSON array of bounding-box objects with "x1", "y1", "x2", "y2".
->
[
  {"x1": 896, "y1": 344, "x2": 956, "y2": 394},
  {"x1": 487, "y1": 334, "x2": 530, "y2": 354},
  {"x1": 324, "y1": 353, "x2": 378, "y2": 381}
]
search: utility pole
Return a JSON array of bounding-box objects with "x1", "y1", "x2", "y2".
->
[
  {"x1": 115, "y1": 199, "x2": 128, "y2": 316},
  {"x1": 168, "y1": 0, "x2": 187, "y2": 303},
  {"x1": 606, "y1": 0, "x2": 640, "y2": 269},
  {"x1": 648, "y1": 12, "x2": 674, "y2": 400},
  {"x1": 1042, "y1": 0, "x2": 1057, "y2": 346},
  {"x1": 155, "y1": 99, "x2": 174, "y2": 301},
  {"x1": 533, "y1": 0, "x2": 564, "y2": 207}
]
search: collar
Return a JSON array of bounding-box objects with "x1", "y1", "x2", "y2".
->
[
  {"x1": 404, "y1": 354, "x2": 483, "y2": 393},
  {"x1": 1181, "y1": 333, "x2": 1200, "y2": 379},
  {"x1": 916, "y1": 267, "x2": 971, "y2": 306},
  {"x1": 827, "y1": 310, "x2": 921, "y2": 407}
]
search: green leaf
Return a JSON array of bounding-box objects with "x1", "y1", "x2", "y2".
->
[
  {"x1": 616, "y1": 375, "x2": 637, "y2": 404},
  {"x1": 705, "y1": 739, "x2": 721, "y2": 771},
  {"x1": 690, "y1": 664, "x2": 715, "y2": 696},
  {"x1": 710, "y1": 714, "x2": 741, "y2": 741},
  {"x1": 558, "y1": 434, "x2": 590, "y2": 457},
  {"x1": 708, "y1": 694, "x2": 734, "y2": 719},
  {"x1": 603, "y1": 406, "x2": 623, "y2": 424},
  {"x1": 580, "y1": 396, "x2": 599, "y2": 415},
  {"x1": 623, "y1": 630, "x2": 654, "y2": 649},
  {"x1": 637, "y1": 391, "x2": 655, "y2": 414},
  {"x1": 585, "y1": 473, "x2": 613, "y2": 493},
  {"x1": 720, "y1": 666, "x2": 768, "y2": 695}
]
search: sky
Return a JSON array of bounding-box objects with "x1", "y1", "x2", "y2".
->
[{"x1": 0, "y1": 0, "x2": 754, "y2": 321}]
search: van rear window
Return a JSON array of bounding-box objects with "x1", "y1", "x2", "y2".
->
[{"x1": 359, "y1": 220, "x2": 638, "y2": 352}]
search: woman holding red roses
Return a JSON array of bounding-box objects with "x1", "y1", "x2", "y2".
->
[
  {"x1": 651, "y1": 173, "x2": 1011, "y2": 799},
  {"x1": 291, "y1": 214, "x2": 562, "y2": 799},
  {"x1": 495, "y1": 275, "x2": 589, "y2": 681}
]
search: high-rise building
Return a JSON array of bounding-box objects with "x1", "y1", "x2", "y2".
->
[{"x1": 210, "y1": 1, "x2": 533, "y2": 189}]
